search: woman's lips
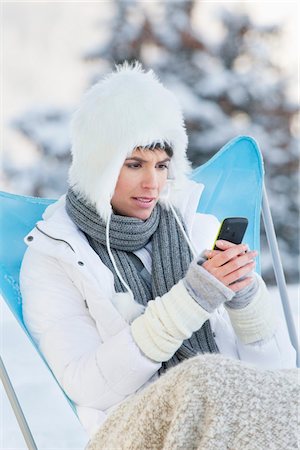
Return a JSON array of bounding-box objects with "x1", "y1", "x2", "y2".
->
[{"x1": 132, "y1": 197, "x2": 156, "y2": 208}]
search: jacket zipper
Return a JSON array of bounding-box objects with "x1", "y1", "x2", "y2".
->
[
  {"x1": 35, "y1": 224, "x2": 75, "y2": 253},
  {"x1": 35, "y1": 225, "x2": 89, "y2": 309}
]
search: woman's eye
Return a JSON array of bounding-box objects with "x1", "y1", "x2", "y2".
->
[
  {"x1": 126, "y1": 163, "x2": 141, "y2": 169},
  {"x1": 125, "y1": 163, "x2": 169, "y2": 170},
  {"x1": 157, "y1": 164, "x2": 169, "y2": 170}
]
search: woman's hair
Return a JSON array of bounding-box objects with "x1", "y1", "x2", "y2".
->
[{"x1": 136, "y1": 142, "x2": 174, "y2": 158}]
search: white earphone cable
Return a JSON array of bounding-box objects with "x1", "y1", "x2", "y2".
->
[{"x1": 106, "y1": 211, "x2": 135, "y2": 301}]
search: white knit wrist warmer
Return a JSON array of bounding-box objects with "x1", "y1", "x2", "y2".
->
[
  {"x1": 183, "y1": 257, "x2": 234, "y2": 313},
  {"x1": 225, "y1": 276, "x2": 277, "y2": 344},
  {"x1": 131, "y1": 280, "x2": 210, "y2": 363}
]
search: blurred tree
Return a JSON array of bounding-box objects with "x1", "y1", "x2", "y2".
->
[{"x1": 4, "y1": 0, "x2": 299, "y2": 283}]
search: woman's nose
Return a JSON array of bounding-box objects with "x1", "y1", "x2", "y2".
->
[{"x1": 141, "y1": 170, "x2": 159, "y2": 189}]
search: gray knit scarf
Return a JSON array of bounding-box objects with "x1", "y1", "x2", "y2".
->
[{"x1": 66, "y1": 188, "x2": 219, "y2": 373}]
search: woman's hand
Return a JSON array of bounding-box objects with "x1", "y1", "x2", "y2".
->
[{"x1": 202, "y1": 240, "x2": 258, "y2": 293}]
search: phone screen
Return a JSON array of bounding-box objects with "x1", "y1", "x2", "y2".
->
[{"x1": 213, "y1": 217, "x2": 248, "y2": 250}]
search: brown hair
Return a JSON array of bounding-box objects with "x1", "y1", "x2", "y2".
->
[{"x1": 136, "y1": 142, "x2": 173, "y2": 158}]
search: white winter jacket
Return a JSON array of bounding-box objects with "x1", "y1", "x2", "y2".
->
[{"x1": 20, "y1": 181, "x2": 296, "y2": 437}]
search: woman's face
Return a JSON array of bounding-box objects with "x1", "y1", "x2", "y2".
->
[{"x1": 111, "y1": 148, "x2": 171, "y2": 220}]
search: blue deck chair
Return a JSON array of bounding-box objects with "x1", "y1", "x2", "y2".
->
[{"x1": 1, "y1": 135, "x2": 298, "y2": 449}]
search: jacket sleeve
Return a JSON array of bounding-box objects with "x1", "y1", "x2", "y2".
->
[{"x1": 20, "y1": 248, "x2": 160, "y2": 412}]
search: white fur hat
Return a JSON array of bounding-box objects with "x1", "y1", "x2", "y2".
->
[{"x1": 68, "y1": 61, "x2": 191, "y2": 222}]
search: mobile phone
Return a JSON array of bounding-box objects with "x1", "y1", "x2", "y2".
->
[{"x1": 213, "y1": 217, "x2": 248, "y2": 250}]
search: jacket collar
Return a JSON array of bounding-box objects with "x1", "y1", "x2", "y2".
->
[
  {"x1": 24, "y1": 180, "x2": 204, "y2": 259},
  {"x1": 24, "y1": 195, "x2": 89, "y2": 258}
]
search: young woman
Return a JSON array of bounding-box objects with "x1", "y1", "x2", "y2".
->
[{"x1": 20, "y1": 63, "x2": 297, "y2": 445}]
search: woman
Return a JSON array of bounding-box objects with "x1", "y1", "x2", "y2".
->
[{"x1": 20, "y1": 63, "x2": 297, "y2": 445}]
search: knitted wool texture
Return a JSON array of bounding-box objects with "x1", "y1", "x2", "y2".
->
[
  {"x1": 86, "y1": 354, "x2": 299, "y2": 450},
  {"x1": 65, "y1": 188, "x2": 219, "y2": 373}
]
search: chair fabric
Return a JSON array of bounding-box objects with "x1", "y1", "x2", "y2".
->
[
  {"x1": 0, "y1": 135, "x2": 264, "y2": 415},
  {"x1": 0, "y1": 193, "x2": 54, "y2": 327},
  {"x1": 191, "y1": 135, "x2": 264, "y2": 269}
]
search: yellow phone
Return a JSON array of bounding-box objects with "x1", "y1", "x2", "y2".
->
[{"x1": 213, "y1": 217, "x2": 248, "y2": 250}]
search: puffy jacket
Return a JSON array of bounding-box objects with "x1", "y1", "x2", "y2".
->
[{"x1": 20, "y1": 181, "x2": 296, "y2": 436}]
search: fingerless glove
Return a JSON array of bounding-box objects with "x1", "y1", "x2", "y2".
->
[
  {"x1": 131, "y1": 258, "x2": 277, "y2": 362},
  {"x1": 182, "y1": 257, "x2": 234, "y2": 312}
]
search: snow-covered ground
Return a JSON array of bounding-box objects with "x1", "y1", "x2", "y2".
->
[{"x1": 1, "y1": 285, "x2": 299, "y2": 449}]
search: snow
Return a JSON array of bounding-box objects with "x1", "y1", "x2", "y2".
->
[
  {"x1": 2, "y1": 1, "x2": 298, "y2": 285},
  {"x1": 165, "y1": 78, "x2": 227, "y2": 123},
  {"x1": 11, "y1": 106, "x2": 72, "y2": 158},
  {"x1": 1, "y1": 4, "x2": 298, "y2": 445},
  {"x1": 1, "y1": 284, "x2": 298, "y2": 449}
]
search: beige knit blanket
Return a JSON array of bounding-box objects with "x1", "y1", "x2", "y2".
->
[{"x1": 86, "y1": 354, "x2": 299, "y2": 450}]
